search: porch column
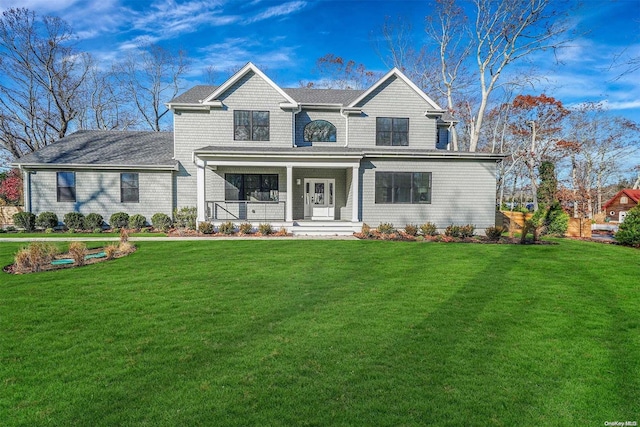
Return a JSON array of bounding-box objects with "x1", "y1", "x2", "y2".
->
[
  {"x1": 196, "y1": 159, "x2": 206, "y2": 223},
  {"x1": 351, "y1": 165, "x2": 360, "y2": 222},
  {"x1": 286, "y1": 165, "x2": 293, "y2": 222}
]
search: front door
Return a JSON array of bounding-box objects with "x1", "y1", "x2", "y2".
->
[
  {"x1": 304, "y1": 179, "x2": 335, "y2": 220},
  {"x1": 620, "y1": 211, "x2": 627, "y2": 222}
]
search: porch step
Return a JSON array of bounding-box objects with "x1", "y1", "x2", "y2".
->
[{"x1": 291, "y1": 221, "x2": 361, "y2": 236}]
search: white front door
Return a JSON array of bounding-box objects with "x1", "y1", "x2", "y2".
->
[
  {"x1": 620, "y1": 211, "x2": 627, "y2": 222},
  {"x1": 304, "y1": 178, "x2": 335, "y2": 220}
]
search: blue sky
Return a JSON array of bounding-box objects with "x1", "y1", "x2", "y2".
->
[{"x1": 2, "y1": 0, "x2": 640, "y2": 123}]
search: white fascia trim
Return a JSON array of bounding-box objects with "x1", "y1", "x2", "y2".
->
[
  {"x1": 13, "y1": 163, "x2": 179, "y2": 171},
  {"x1": 202, "y1": 159, "x2": 361, "y2": 169},
  {"x1": 204, "y1": 62, "x2": 297, "y2": 105},
  {"x1": 347, "y1": 68, "x2": 442, "y2": 110},
  {"x1": 165, "y1": 102, "x2": 216, "y2": 111},
  {"x1": 195, "y1": 152, "x2": 363, "y2": 161},
  {"x1": 363, "y1": 152, "x2": 506, "y2": 161},
  {"x1": 299, "y1": 103, "x2": 344, "y2": 110}
]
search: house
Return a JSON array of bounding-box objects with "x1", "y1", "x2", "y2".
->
[
  {"x1": 603, "y1": 189, "x2": 640, "y2": 222},
  {"x1": 14, "y1": 62, "x2": 503, "y2": 235}
]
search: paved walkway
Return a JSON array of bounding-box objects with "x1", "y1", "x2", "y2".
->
[{"x1": 0, "y1": 235, "x2": 358, "y2": 242}]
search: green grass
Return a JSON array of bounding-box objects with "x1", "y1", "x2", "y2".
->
[
  {"x1": 0, "y1": 231, "x2": 166, "y2": 238},
  {"x1": 1, "y1": 240, "x2": 638, "y2": 426}
]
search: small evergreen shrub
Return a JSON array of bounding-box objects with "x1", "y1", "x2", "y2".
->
[
  {"x1": 84, "y1": 213, "x2": 104, "y2": 230},
  {"x1": 36, "y1": 211, "x2": 58, "y2": 229},
  {"x1": 485, "y1": 226, "x2": 505, "y2": 241},
  {"x1": 93, "y1": 228, "x2": 103, "y2": 233},
  {"x1": 219, "y1": 221, "x2": 235, "y2": 235},
  {"x1": 174, "y1": 206, "x2": 197, "y2": 230},
  {"x1": 377, "y1": 223, "x2": 395, "y2": 234},
  {"x1": 459, "y1": 224, "x2": 475, "y2": 238},
  {"x1": 151, "y1": 213, "x2": 173, "y2": 232},
  {"x1": 64, "y1": 212, "x2": 85, "y2": 230},
  {"x1": 615, "y1": 205, "x2": 640, "y2": 247},
  {"x1": 198, "y1": 222, "x2": 215, "y2": 234},
  {"x1": 110, "y1": 212, "x2": 130, "y2": 229},
  {"x1": 404, "y1": 224, "x2": 418, "y2": 236},
  {"x1": 259, "y1": 223, "x2": 272, "y2": 235},
  {"x1": 444, "y1": 225, "x2": 461, "y2": 238},
  {"x1": 239, "y1": 223, "x2": 253, "y2": 234},
  {"x1": 544, "y1": 202, "x2": 569, "y2": 236},
  {"x1": 13, "y1": 212, "x2": 36, "y2": 232},
  {"x1": 420, "y1": 222, "x2": 438, "y2": 236},
  {"x1": 128, "y1": 214, "x2": 147, "y2": 230},
  {"x1": 45, "y1": 228, "x2": 54, "y2": 234}
]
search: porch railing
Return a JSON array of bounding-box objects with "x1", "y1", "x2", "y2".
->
[{"x1": 207, "y1": 201, "x2": 286, "y2": 221}]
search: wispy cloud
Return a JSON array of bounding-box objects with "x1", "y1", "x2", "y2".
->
[{"x1": 244, "y1": 1, "x2": 307, "y2": 24}]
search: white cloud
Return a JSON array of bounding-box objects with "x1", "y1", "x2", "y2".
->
[
  {"x1": 0, "y1": 0, "x2": 80, "y2": 13},
  {"x1": 244, "y1": 1, "x2": 307, "y2": 24}
]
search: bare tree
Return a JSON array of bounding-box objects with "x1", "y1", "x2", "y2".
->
[
  {"x1": 0, "y1": 8, "x2": 90, "y2": 158},
  {"x1": 114, "y1": 44, "x2": 189, "y2": 131},
  {"x1": 307, "y1": 54, "x2": 379, "y2": 90},
  {"x1": 467, "y1": 0, "x2": 572, "y2": 152}
]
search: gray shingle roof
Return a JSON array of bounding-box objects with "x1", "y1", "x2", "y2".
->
[
  {"x1": 14, "y1": 130, "x2": 176, "y2": 168},
  {"x1": 169, "y1": 85, "x2": 365, "y2": 106}
]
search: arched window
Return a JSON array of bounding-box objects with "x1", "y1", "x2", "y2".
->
[{"x1": 304, "y1": 120, "x2": 337, "y2": 142}]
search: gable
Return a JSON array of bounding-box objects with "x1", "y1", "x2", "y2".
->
[
  {"x1": 216, "y1": 70, "x2": 290, "y2": 108},
  {"x1": 603, "y1": 189, "x2": 640, "y2": 210}
]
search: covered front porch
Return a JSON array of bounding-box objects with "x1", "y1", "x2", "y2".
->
[{"x1": 193, "y1": 148, "x2": 363, "y2": 227}]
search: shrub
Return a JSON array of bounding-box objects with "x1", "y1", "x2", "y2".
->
[
  {"x1": 459, "y1": 224, "x2": 475, "y2": 238},
  {"x1": 415, "y1": 235, "x2": 425, "y2": 242},
  {"x1": 119, "y1": 241, "x2": 135, "y2": 254},
  {"x1": 151, "y1": 213, "x2": 173, "y2": 232},
  {"x1": 219, "y1": 221, "x2": 235, "y2": 235},
  {"x1": 93, "y1": 227, "x2": 103, "y2": 233},
  {"x1": 420, "y1": 222, "x2": 438, "y2": 236},
  {"x1": 615, "y1": 205, "x2": 640, "y2": 247},
  {"x1": 104, "y1": 244, "x2": 119, "y2": 260},
  {"x1": 84, "y1": 213, "x2": 104, "y2": 230},
  {"x1": 485, "y1": 226, "x2": 505, "y2": 241},
  {"x1": 128, "y1": 214, "x2": 147, "y2": 230},
  {"x1": 13, "y1": 212, "x2": 36, "y2": 232},
  {"x1": 68, "y1": 242, "x2": 87, "y2": 266},
  {"x1": 198, "y1": 222, "x2": 215, "y2": 234},
  {"x1": 64, "y1": 212, "x2": 85, "y2": 230},
  {"x1": 110, "y1": 212, "x2": 129, "y2": 229},
  {"x1": 275, "y1": 226, "x2": 288, "y2": 236},
  {"x1": 45, "y1": 228, "x2": 54, "y2": 234},
  {"x1": 120, "y1": 228, "x2": 129, "y2": 244},
  {"x1": 404, "y1": 224, "x2": 418, "y2": 236},
  {"x1": 444, "y1": 225, "x2": 461, "y2": 238},
  {"x1": 36, "y1": 211, "x2": 58, "y2": 229},
  {"x1": 377, "y1": 223, "x2": 395, "y2": 235},
  {"x1": 174, "y1": 206, "x2": 197, "y2": 230},
  {"x1": 14, "y1": 242, "x2": 59, "y2": 273},
  {"x1": 544, "y1": 202, "x2": 569, "y2": 236},
  {"x1": 361, "y1": 223, "x2": 372, "y2": 238},
  {"x1": 259, "y1": 223, "x2": 272, "y2": 235},
  {"x1": 239, "y1": 223, "x2": 253, "y2": 235}
]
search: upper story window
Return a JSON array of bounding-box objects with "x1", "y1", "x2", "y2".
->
[
  {"x1": 376, "y1": 117, "x2": 409, "y2": 146},
  {"x1": 57, "y1": 172, "x2": 76, "y2": 202},
  {"x1": 304, "y1": 120, "x2": 337, "y2": 142},
  {"x1": 234, "y1": 110, "x2": 269, "y2": 141},
  {"x1": 120, "y1": 173, "x2": 139, "y2": 203},
  {"x1": 620, "y1": 196, "x2": 628, "y2": 204}
]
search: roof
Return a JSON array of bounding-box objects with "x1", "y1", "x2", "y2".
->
[
  {"x1": 13, "y1": 130, "x2": 177, "y2": 170},
  {"x1": 169, "y1": 85, "x2": 364, "y2": 106},
  {"x1": 603, "y1": 189, "x2": 640, "y2": 209}
]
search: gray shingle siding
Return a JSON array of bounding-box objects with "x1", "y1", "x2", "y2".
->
[
  {"x1": 27, "y1": 169, "x2": 173, "y2": 225},
  {"x1": 360, "y1": 158, "x2": 497, "y2": 230}
]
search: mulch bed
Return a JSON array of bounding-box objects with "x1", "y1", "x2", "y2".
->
[
  {"x1": 3, "y1": 246, "x2": 136, "y2": 275},
  {"x1": 354, "y1": 230, "x2": 557, "y2": 244}
]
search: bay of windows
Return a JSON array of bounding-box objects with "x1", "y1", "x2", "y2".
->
[{"x1": 375, "y1": 172, "x2": 431, "y2": 204}]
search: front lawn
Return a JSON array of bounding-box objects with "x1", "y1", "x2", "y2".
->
[{"x1": 1, "y1": 240, "x2": 638, "y2": 426}]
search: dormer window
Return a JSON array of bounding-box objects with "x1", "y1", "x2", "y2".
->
[
  {"x1": 376, "y1": 117, "x2": 409, "y2": 146},
  {"x1": 304, "y1": 120, "x2": 337, "y2": 142},
  {"x1": 234, "y1": 110, "x2": 269, "y2": 141}
]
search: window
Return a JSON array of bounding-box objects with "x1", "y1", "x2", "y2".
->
[
  {"x1": 304, "y1": 120, "x2": 337, "y2": 142},
  {"x1": 120, "y1": 173, "x2": 139, "y2": 203},
  {"x1": 57, "y1": 172, "x2": 76, "y2": 202},
  {"x1": 225, "y1": 174, "x2": 278, "y2": 201},
  {"x1": 234, "y1": 110, "x2": 269, "y2": 141},
  {"x1": 375, "y1": 172, "x2": 431, "y2": 204},
  {"x1": 620, "y1": 196, "x2": 628, "y2": 204},
  {"x1": 376, "y1": 117, "x2": 409, "y2": 146}
]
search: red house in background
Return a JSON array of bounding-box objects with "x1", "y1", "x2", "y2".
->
[{"x1": 603, "y1": 189, "x2": 640, "y2": 222}]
